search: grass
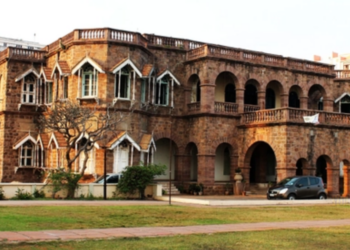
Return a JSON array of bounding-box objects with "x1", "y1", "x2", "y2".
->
[
  {"x1": 2, "y1": 226, "x2": 350, "y2": 250},
  {"x1": 0, "y1": 204, "x2": 349, "y2": 231}
]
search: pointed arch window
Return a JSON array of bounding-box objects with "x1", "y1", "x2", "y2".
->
[
  {"x1": 115, "y1": 67, "x2": 130, "y2": 99},
  {"x1": 82, "y1": 65, "x2": 97, "y2": 97},
  {"x1": 22, "y1": 75, "x2": 36, "y2": 104},
  {"x1": 20, "y1": 141, "x2": 34, "y2": 167},
  {"x1": 155, "y1": 76, "x2": 169, "y2": 105}
]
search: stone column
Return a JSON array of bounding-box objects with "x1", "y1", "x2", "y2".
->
[
  {"x1": 197, "y1": 154, "x2": 215, "y2": 194},
  {"x1": 175, "y1": 154, "x2": 191, "y2": 182},
  {"x1": 200, "y1": 81, "x2": 215, "y2": 113},
  {"x1": 323, "y1": 97, "x2": 334, "y2": 112},
  {"x1": 327, "y1": 167, "x2": 340, "y2": 198},
  {"x1": 342, "y1": 167, "x2": 350, "y2": 197},
  {"x1": 257, "y1": 91, "x2": 266, "y2": 110},
  {"x1": 280, "y1": 93, "x2": 289, "y2": 107},
  {"x1": 299, "y1": 96, "x2": 308, "y2": 109},
  {"x1": 276, "y1": 166, "x2": 295, "y2": 182},
  {"x1": 236, "y1": 88, "x2": 245, "y2": 113}
]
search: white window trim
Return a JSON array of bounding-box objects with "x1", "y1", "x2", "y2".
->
[
  {"x1": 21, "y1": 76, "x2": 36, "y2": 104},
  {"x1": 115, "y1": 68, "x2": 131, "y2": 100},
  {"x1": 81, "y1": 66, "x2": 98, "y2": 98}
]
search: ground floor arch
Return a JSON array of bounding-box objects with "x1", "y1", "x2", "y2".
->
[
  {"x1": 214, "y1": 143, "x2": 232, "y2": 181},
  {"x1": 154, "y1": 138, "x2": 177, "y2": 180}
]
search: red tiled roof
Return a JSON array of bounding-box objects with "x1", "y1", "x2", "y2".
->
[
  {"x1": 142, "y1": 64, "x2": 153, "y2": 77},
  {"x1": 139, "y1": 134, "x2": 153, "y2": 151},
  {"x1": 58, "y1": 61, "x2": 70, "y2": 75},
  {"x1": 106, "y1": 131, "x2": 126, "y2": 148},
  {"x1": 38, "y1": 133, "x2": 50, "y2": 148},
  {"x1": 42, "y1": 67, "x2": 52, "y2": 81},
  {"x1": 109, "y1": 58, "x2": 128, "y2": 72},
  {"x1": 53, "y1": 132, "x2": 66, "y2": 148}
]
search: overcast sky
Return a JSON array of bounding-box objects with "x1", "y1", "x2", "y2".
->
[{"x1": 1, "y1": 0, "x2": 349, "y2": 62}]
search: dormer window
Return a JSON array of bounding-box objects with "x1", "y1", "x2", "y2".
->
[
  {"x1": 20, "y1": 141, "x2": 34, "y2": 167},
  {"x1": 22, "y1": 75, "x2": 35, "y2": 104},
  {"x1": 115, "y1": 67, "x2": 130, "y2": 99},
  {"x1": 82, "y1": 65, "x2": 97, "y2": 97},
  {"x1": 155, "y1": 76, "x2": 169, "y2": 106}
]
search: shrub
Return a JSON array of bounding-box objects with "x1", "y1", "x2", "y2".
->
[
  {"x1": 14, "y1": 188, "x2": 33, "y2": 200},
  {"x1": 0, "y1": 187, "x2": 5, "y2": 200},
  {"x1": 33, "y1": 189, "x2": 45, "y2": 198},
  {"x1": 117, "y1": 163, "x2": 166, "y2": 199},
  {"x1": 48, "y1": 169, "x2": 81, "y2": 199}
]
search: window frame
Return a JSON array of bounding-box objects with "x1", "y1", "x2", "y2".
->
[
  {"x1": 115, "y1": 67, "x2": 131, "y2": 99},
  {"x1": 155, "y1": 77, "x2": 169, "y2": 106},
  {"x1": 82, "y1": 65, "x2": 97, "y2": 98},
  {"x1": 20, "y1": 141, "x2": 34, "y2": 167},
  {"x1": 21, "y1": 75, "x2": 36, "y2": 104}
]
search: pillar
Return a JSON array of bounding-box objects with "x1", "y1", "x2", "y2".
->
[
  {"x1": 200, "y1": 80, "x2": 215, "y2": 113},
  {"x1": 327, "y1": 167, "x2": 340, "y2": 198},
  {"x1": 175, "y1": 154, "x2": 191, "y2": 182},
  {"x1": 257, "y1": 91, "x2": 266, "y2": 110},
  {"x1": 236, "y1": 88, "x2": 245, "y2": 113},
  {"x1": 323, "y1": 97, "x2": 334, "y2": 112},
  {"x1": 342, "y1": 167, "x2": 350, "y2": 198},
  {"x1": 197, "y1": 154, "x2": 215, "y2": 194},
  {"x1": 280, "y1": 93, "x2": 289, "y2": 107},
  {"x1": 299, "y1": 96, "x2": 308, "y2": 109}
]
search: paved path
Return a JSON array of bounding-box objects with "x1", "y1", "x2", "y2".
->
[{"x1": 1, "y1": 219, "x2": 350, "y2": 243}]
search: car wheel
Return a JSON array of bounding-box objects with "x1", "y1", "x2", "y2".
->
[
  {"x1": 318, "y1": 193, "x2": 327, "y2": 200},
  {"x1": 288, "y1": 194, "x2": 296, "y2": 200}
]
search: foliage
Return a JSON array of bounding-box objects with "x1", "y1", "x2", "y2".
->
[
  {"x1": 37, "y1": 100, "x2": 130, "y2": 178},
  {"x1": 13, "y1": 188, "x2": 33, "y2": 200},
  {"x1": 48, "y1": 169, "x2": 81, "y2": 199},
  {"x1": 235, "y1": 167, "x2": 242, "y2": 173},
  {"x1": 117, "y1": 163, "x2": 166, "y2": 199},
  {"x1": 33, "y1": 188, "x2": 45, "y2": 198},
  {"x1": 0, "y1": 187, "x2": 5, "y2": 200},
  {"x1": 189, "y1": 183, "x2": 203, "y2": 194}
]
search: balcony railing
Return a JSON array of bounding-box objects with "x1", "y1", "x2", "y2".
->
[
  {"x1": 335, "y1": 70, "x2": 350, "y2": 79},
  {"x1": 215, "y1": 102, "x2": 239, "y2": 114},
  {"x1": 0, "y1": 47, "x2": 46, "y2": 63},
  {"x1": 244, "y1": 104, "x2": 260, "y2": 113},
  {"x1": 241, "y1": 108, "x2": 350, "y2": 126}
]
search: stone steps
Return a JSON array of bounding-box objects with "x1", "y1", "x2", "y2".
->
[{"x1": 158, "y1": 182, "x2": 180, "y2": 195}]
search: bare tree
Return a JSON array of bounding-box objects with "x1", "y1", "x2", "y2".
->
[{"x1": 37, "y1": 101, "x2": 129, "y2": 197}]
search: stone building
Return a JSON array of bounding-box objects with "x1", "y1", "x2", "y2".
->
[{"x1": 0, "y1": 27, "x2": 349, "y2": 197}]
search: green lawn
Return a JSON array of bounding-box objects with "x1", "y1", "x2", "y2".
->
[
  {"x1": 2, "y1": 226, "x2": 350, "y2": 250},
  {"x1": 0, "y1": 204, "x2": 349, "y2": 231}
]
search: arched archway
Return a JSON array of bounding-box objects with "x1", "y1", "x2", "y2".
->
[
  {"x1": 244, "y1": 80, "x2": 258, "y2": 105},
  {"x1": 316, "y1": 156, "x2": 328, "y2": 184},
  {"x1": 215, "y1": 143, "x2": 232, "y2": 181},
  {"x1": 289, "y1": 85, "x2": 302, "y2": 108},
  {"x1": 215, "y1": 72, "x2": 238, "y2": 102},
  {"x1": 308, "y1": 84, "x2": 326, "y2": 110},
  {"x1": 154, "y1": 138, "x2": 177, "y2": 180},
  {"x1": 245, "y1": 142, "x2": 277, "y2": 184},
  {"x1": 188, "y1": 74, "x2": 201, "y2": 103},
  {"x1": 188, "y1": 143, "x2": 198, "y2": 181},
  {"x1": 295, "y1": 158, "x2": 309, "y2": 176},
  {"x1": 265, "y1": 81, "x2": 283, "y2": 109}
]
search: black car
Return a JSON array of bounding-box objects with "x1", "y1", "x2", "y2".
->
[
  {"x1": 94, "y1": 173, "x2": 121, "y2": 184},
  {"x1": 267, "y1": 176, "x2": 327, "y2": 200}
]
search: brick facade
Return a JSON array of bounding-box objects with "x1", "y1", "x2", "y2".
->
[{"x1": 0, "y1": 28, "x2": 350, "y2": 197}]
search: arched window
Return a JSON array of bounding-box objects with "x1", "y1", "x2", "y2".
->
[
  {"x1": 115, "y1": 67, "x2": 130, "y2": 99},
  {"x1": 244, "y1": 84, "x2": 257, "y2": 105},
  {"x1": 196, "y1": 80, "x2": 201, "y2": 102},
  {"x1": 225, "y1": 84, "x2": 236, "y2": 103},
  {"x1": 20, "y1": 141, "x2": 34, "y2": 166},
  {"x1": 82, "y1": 65, "x2": 97, "y2": 97},
  {"x1": 22, "y1": 75, "x2": 35, "y2": 104},
  {"x1": 265, "y1": 88, "x2": 275, "y2": 109},
  {"x1": 289, "y1": 91, "x2": 300, "y2": 108}
]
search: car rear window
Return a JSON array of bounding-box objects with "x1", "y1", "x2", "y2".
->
[{"x1": 309, "y1": 177, "x2": 319, "y2": 185}]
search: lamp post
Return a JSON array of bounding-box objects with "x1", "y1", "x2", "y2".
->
[{"x1": 103, "y1": 146, "x2": 107, "y2": 200}]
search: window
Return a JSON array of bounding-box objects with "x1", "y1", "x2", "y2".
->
[
  {"x1": 141, "y1": 79, "x2": 146, "y2": 103},
  {"x1": 20, "y1": 141, "x2": 33, "y2": 166},
  {"x1": 115, "y1": 68, "x2": 130, "y2": 99},
  {"x1": 155, "y1": 77, "x2": 169, "y2": 105},
  {"x1": 63, "y1": 77, "x2": 69, "y2": 99},
  {"x1": 22, "y1": 75, "x2": 35, "y2": 104},
  {"x1": 47, "y1": 82, "x2": 53, "y2": 103},
  {"x1": 82, "y1": 65, "x2": 97, "y2": 97}
]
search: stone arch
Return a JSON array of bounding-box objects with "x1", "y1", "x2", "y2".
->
[
  {"x1": 187, "y1": 74, "x2": 201, "y2": 103},
  {"x1": 153, "y1": 137, "x2": 178, "y2": 180},
  {"x1": 243, "y1": 141, "x2": 277, "y2": 185},
  {"x1": 266, "y1": 80, "x2": 284, "y2": 109},
  {"x1": 308, "y1": 84, "x2": 326, "y2": 110},
  {"x1": 214, "y1": 143, "x2": 234, "y2": 181},
  {"x1": 296, "y1": 158, "x2": 309, "y2": 175},
  {"x1": 244, "y1": 79, "x2": 260, "y2": 105},
  {"x1": 289, "y1": 85, "x2": 303, "y2": 108},
  {"x1": 184, "y1": 142, "x2": 199, "y2": 181},
  {"x1": 215, "y1": 71, "x2": 238, "y2": 102}
]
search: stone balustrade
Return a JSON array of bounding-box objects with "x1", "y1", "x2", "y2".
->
[
  {"x1": 335, "y1": 70, "x2": 350, "y2": 79},
  {"x1": 214, "y1": 102, "x2": 239, "y2": 114},
  {"x1": 244, "y1": 104, "x2": 260, "y2": 113},
  {"x1": 0, "y1": 47, "x2": 46, "y2": 63},
  {"x1": 187, "y1": 102, "x2": 200, "y2": 113}
]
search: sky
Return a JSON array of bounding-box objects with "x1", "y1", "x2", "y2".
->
[{"x1": 1, "y1": 0, "x2": 349, "y2": 62}]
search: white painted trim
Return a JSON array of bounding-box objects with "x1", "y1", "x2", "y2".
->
[
  {"x1": 335, "y1": 92, "x2": 350, "y2": 103},
  {"x1": 15, "y1": 68, "x2": 40, "y2": 82},
  {"x1": 109, "y1": 133, "x2": 141, "y2": 151},
  {"x1": 47, "y1": 133, "x2": 60, "y2": 149},
  {"x1": 141, "y1": 137, "x2": 157, "y2": 153},
  {"x1": 111, "y1": 59, "x2": 142, "y2": 77},
  {"x1": 156, "y1": 70, "x2": 181, "y2": 85},
  {"x1": 72, "y1": 57, "x2": 105, "y2": 75},
  {"x1": 13, "y1": 135, "x2": 37, "y2": 149}
]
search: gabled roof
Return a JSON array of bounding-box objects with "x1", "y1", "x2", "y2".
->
[
  {"x1": 139, "y1": 134, "x2": 156, "y2": 152},
  {"x1": 51, "y1": 61, "x2": 71, "y2": 77},
  {"x1": 75, "y1": 133, "x2": 100, "y2": 149},
  {"x1": 48, "y1": 132, "x2": 66, "y2": 149},
  {"x1": 72, "y1": 56, "x2": 105, "y2": 74},
  {"x1": 335, "y1": 92, "x2": 350, "y2": 103},
  {"x1": 37, "y1": 133, "x2": 50, "y2": 150},
  {"x1": 15, "y1": 67, "x2": 40, "y2": 82},
  {"x1": 39, "y1": 67, "x2": 53, "y2": 82},
  {"x1": 156, "y1": 69, "x2": 181, "y2": 85},
  {"x1": 142, "y1": 64, "x2": 154, "y2": 77},
  {"x1": 107, "y1": 131, "x2": 141, "y2": 151},
  {"x1": 13, "y1": 132, "x2": 37, "y2": 149},
  {"x1": 110, "y1": 58, "x2": 142, "y2": 77}
]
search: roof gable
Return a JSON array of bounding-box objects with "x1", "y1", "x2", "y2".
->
[
  {"x1": 335, "y1": 92, "x2": 350, "y2": 103},
  {"x1": 111, "y1": 58, "x2": 142, "y2": 77},
  {"x1": 156, "y1": 70, "x2": 180, "y2": 85},
  {"x1": 13, "y1": 133, "x2": 37, "y2": 149},
  {"x1": 139, "y1": 134, "x2": 156, "y2": 152},
  {"x1": 15, "y1": 68, "x2": 40, "y2": 82},
  {"x1": 72, "y1": 56, "x2": 105, "y2": 74},
  {"x1": 51, "y1": 61, "x2": 71, "y2": 77},
  {"x1": 107, "y1": 131, "x2": 141, "y2": 151},
  {"x1": 142, "y1": 64, "x2": 154, "y2": 77},
  {"x1": 39, "y1": 67, "x2": 53, "y2": 82}
]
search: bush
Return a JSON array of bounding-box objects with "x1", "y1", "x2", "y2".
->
[
  {"x1": 0, "y1": 187, "x2": 5, "y2": 200},
  {"x1": 48, "y1": 169, "x2": 81, "y2": 199},
  {"x1": 117, "y1": 163, "x2": 166, "y2": 199},
  {"x1": 14, "y1": 188, "x2": 33, "y2": 200},
  {"x1": 33, "y1": 189, "x2": 45, "y2": 198}
]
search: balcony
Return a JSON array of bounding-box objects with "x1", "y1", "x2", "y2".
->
[
  {"x1": 187, "y1": 102, "x2": 258, "y2": 116},
  {"x1": 335, "y1": 70, "x2": 350, "y2": 79},
  {"x1": 240, "y1": 108, "x2": 350, "y2": 127},
  {"x1": 0, "y1": 47, "x2": 46, "y2": 63}
]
